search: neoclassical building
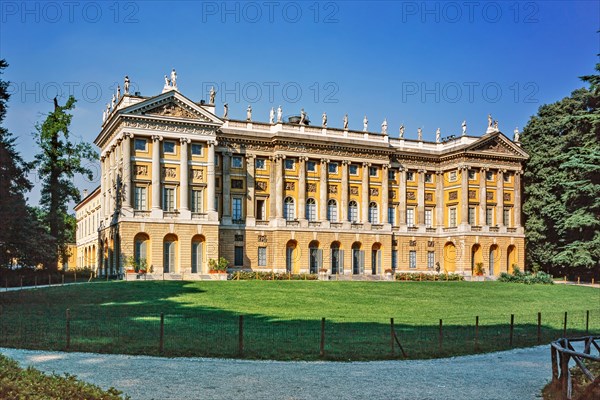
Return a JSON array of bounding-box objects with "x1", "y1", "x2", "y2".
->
[{"x1": 76, "y1": 76, "x2": 528, "y2": 279}]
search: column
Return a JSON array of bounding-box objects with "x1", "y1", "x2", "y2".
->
[
  {"x1": 436, "y1": 171, "x2": 444, "y2": 227},
  {"x1": 298, "y1": 157, "x2": 307, "y2": 220},
  {"x1": 275, "y1": 155, "x2": 284, "y2": 219},
  {"x1": 222, "y1": 152, "x2": 231, "y2": 223},
  {"x1": 496, "y1": 169, "x2": 505, "y2": 226},
  {"x1": 151, "y1": 135, "x2": 162, "y2": 216},
  {"x1": 382, "y1": 164, "x2": 389, "y2": 224},
  {"x1": 319, "y1": 159, "x2": 328, "y2": 221},
  {"x1": 207, "y1": 141, "x2": 216, "y2": 215},
  {"x1": 246, "y1": 155, "x2": 256, "y2": 223},
  {"x1": 514, "y1": 171, "x2": 522, "y2": 227},
  {"x1": 361, "y1": 162, "x2": 370, "y2": 223},
  {"x1": 122, "y1": 134, "x2": 132, "y2": 209},
  {"x1": 460, "y1": 166, "x2": 469, "y2": 226},
  {"x1": 179, "y1": 138, "x2": 190, "y2": 218},
  {"x1": 341, "y1": 160, "x2": 349, "y2": 222},
  {"x1": 399, "y1": 168, "x2": 406, "y2": 226},
  {"x1": 417, "y1": 169, "x2": 425, "y2": 226},
  {"x1": 479, "y1": 168, "x2": 487, "y2": 226}
]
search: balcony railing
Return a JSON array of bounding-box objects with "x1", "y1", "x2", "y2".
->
[
  {"x1": 489, "y1": 226, "x2": 500, "y2": 233},
  {"x1": 191, "y1": 212, "x2": 207, "y2": 219},
  {"x1": 471, "y1": 225, "x2": 482, "y2": 232},
  {"x1": 407, "y1": 226, "x2": 418, "y2": 232},
  {"x1": 330, "y1": 222, "x2": 343, "y2": 229},
  {"x1": 256, "y1": 220, "x2": 269, "y2": 226},
  {"x1": 308, "y1": 221, "x2": 322, "y2": 228},
  {"x1": 371, "y1": 224, "x2": 384, "y2": 230},
  {"x1": 443, "y1": 226, "x2": 457, "y2": 232},
  {"x1": 232, "y1": 218, "x2": 245, "y2": 225},
  {"x1": 425, "y1": 227, "x2": 437, "y2": 233},
  {"x1": 507, "y1": 227, "x2": 517, "y2": 233},
  {"x1": 286, "y1": 220, "x2": 300, "y2": 227},
  {"x1": 163, "y1": 211, "x2": 179, "y2": 218},
  {"x1": 351, "y1": 223, "x2": 364, "y2": 229},
  {"x1": 133, "y1": 210, "x2": 150, "y2": 217}
]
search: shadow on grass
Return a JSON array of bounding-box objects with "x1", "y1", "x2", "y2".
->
[{"x1": 0, "y1": 281, "x2": 598, "y2": 361}]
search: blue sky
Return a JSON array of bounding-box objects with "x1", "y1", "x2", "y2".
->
[{"x1": 1, "y1": 0, "x2": 598, "y2": 204}]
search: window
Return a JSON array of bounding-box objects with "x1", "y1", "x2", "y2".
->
[
  {"x1": 468, "y1": 207, "x2": 476, "y2": 225},
  {"x1": 504, "y1": 173, "x2": 511, "y2": 183},
  {"x1": 327, "y1": 199, "x2": 338, "y2": 222},
  {"x1": 258, "y1": 247, "x2": 267, "y2": 266},
  {"x1": 306, "y1": 198, "x2": 317, "y2": 221},
  {"x1": 449, "y1": 207, "x2": 457, "y2": 227},
  {"x1": 285, "y1": 159, "x2": 295, "y2": 170},
  {"x1": 427, "y1": 251, "x2": 435, "y2": 269},
  {"x1": 468, "y1": 170, "x2": 476, "y2": 180},
  {"x1": 368, "y1": 202, "x2": 378, "y2": 223},
  {"x1": 134, "y1": 186, "x2": 147, "y2": 210},
  {"x1": 232, "y1": 156, "x2": 243, "y2": 168},
  {"x1": 406, "y1": 171, "x2": 414, "y2": 181},
  {"x1": 391, "y1": 250, "x2": 398, "y2": 270},
  {"x1": 425, "y1": 173, "x2": 433, "y2": 183},
  {"x1": 135, "y1": 239, "x2": 147, "y2": 265},
  {"x1": 486, "y1": 171, "x2": 494, "y2": 181},
  {"x1": 214, "y1": 156, "x2": 219, "y2": 166},
  {"x1": 486, "y1": 207, "x2": 494, "y2": 225},
  {"x1": 406, "y1": 208, "x2": 415, "y2": 227},
  {"x1": 349, "y1": 201, "x2": 359, "y2": 223},
  {"x1": 234, "y1": 246, "x2": 244, "y2": 267},
  {"x1": 328, "y1": 162, "x2": 338, "y2": 174},
  {"x1": 255, "y1": 158, "x2": 266, "y2": 170},
  {"x1": 503, "y1": 208, "x2": 511, "y2": 226},
  {"x1": 284, "y1": 197, "x2": 295, "y2": 220},
  {"x1": 369, "y1": 166, "x2": 378, "y2": 177},
  {"x1": 388, "y1": 206, "x2": 396, "y2": 226},
  {"x1": 191, "y1": 241, "x2": 203, "y2": 273},
  {"x1": 163, "y1": 239, "x2": 175, "y2": 273},
  {"x1": 191, "y1": 189, "x2": 203, "y2": 213},
  {"x1": 191, "y1": 143, "x2": 202, "y2": 156},
  {"x1": 162, "y1": 187, "x2": 175, "y2": 211},
  {"x1": 307, "y1": 161, "x2": 316, "y2": 172},
  {"x1": 232, "y1": 197, "x2": 242, "y2": 220},
  {"x1": 388, "y1": 170, "x2": 395, "y2": 180},
  {"x1": 231, "y1": 179, "x2": 243, "y2": 189},
  {"x1": 349, "y1": 164, "x2": 358, "y2": 175},
  {"x1": 425, "y1": 209, "x2": 433, "y2": 228},
  {"x1": 256, "y1": 199, "x2": 266, "y2": 220},
  {"x1": 134, "y1": 138, "x2": 147, "y2": 151},
  {"x1": 163, "y1": 141, "x2": 175, "y2": 154},
  {"x1": 448, "y1": 171, "x2": 457, "y2": 182},
  {"x1": 409, "y1": 250, "x2": 417, "y2": 269}
]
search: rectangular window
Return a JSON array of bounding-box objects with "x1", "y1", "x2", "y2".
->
[
  {"x1": 134, "y1": 138, "x2": 147, "y2": 152},
  {"x1": 391, "y1": 250, "x2": 398, "y2": 270},
  {"x1": 388, "y1": 170, "x2": 395, "y2": 180},
  {"x1": 406, "y1": 208, "x2": 415, "y2": 227},
  {"x1": 328, "y1": 162, "x2": 338, "y2": 174},
  {"x1": 449, "y1": 207, "x2": 457, "y2": 227},
  {"x1": 256, "y1": 199, "x2": 266, "y2": 220},
  {"x1": 163, "y1": 141, "x2": 175, "y2": 154},
  {"x1": 307, "y1": 161, "x2": 316, "y2": 172},
  {"x1": 425, "y1": 173, "x2": 433, "y2": 183},
  {"x1": 215, "y1": 156, "x2": 219, "y2": 166},
  {"x1": 255, "y1": 158, "x2": 266, "y2": 170},
  {"x1": 349, "y1": 164, "x2": 358, "y2": 175},
  {"x1": 406, "y1": 171, "x2": 414, "y2": 181},
  {"x1": 258, "y1": 247, "x2": 267, "y2": 266},
  {"x1": 427, "y1": 251, "x2": 435, "y2": 269},
  {"x1": 232, "y1": 197, "x2": 242, "y2": 220},
  {"x1": 486, "y1": 171, "x2": 494, "y2": 181},
  {"x1": 503, "y1": 173, "x2": 511, "y2": 183},
  {"x1": 232, "y1": 156, "x2": 243, "y2": 169},
  {"x1": 486, "y1": 207, "x2": 494, "y2": 225},
  {"x1": 409, "y1": 251, "x2": 417, "y2": 269},
  {"x1": 425, "y1": 209, "x2": 433, "y2": 228},
  {"x1": 191, "y1": 143, "x2": 202, "y2": 156},
  {"x1": 369, "y1": 166, "x2": 378, "y2": 177},
  {"x1": 468, "y1": 206, "x2": 476, "y2": 225},
  {"x1": 231, "y1": 179, "x2": 243, "y2": 189},
  {"x1": 234, "y1": 246, "x2": 244, "y2": 267},
  {"x1": 468, "y1": 170, "x2": 476, "y2": 180},
  {"x1": 285, "y1": 159, "x2": 295, "y2": 170},
  {"x1": 503, "y1": 208, "x2": 511, "y2": 226},
  {"x1": 134, "y1": 186, "x2": 147, "y2": 210},
  {"x1": 162, "y1": 187, "x2": 175, "y2": 211},
  {"x1": 191, "y1": 189, "x2": 203, "y2": 213},
  {"x1": 388, "y1": 206, "x2": 396, "y2": 226},
  {"x1": 448, "y1": 171, "x2": 457, "y2": 182}
]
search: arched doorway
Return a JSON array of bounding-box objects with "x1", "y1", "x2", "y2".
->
[
  {"x1": 163, "y1": 234, "x2": 178, "y2": 273},
  {"x1": 471, "y1": 244, "x2": 483, "y2": 275},
  {"x1": 489, "y1": 245, "x2": 499, "y2": 276},
  {"x1": 134, "y1": 233, "x2": 150, "y2": 271},
  {"x1": 286, "y1": 240, "x2": 298, "y2": 273},
  {"x1": 352, "y1": 242, "x2": 364, "y2": 275},
  {"x1": 443, "y1": 242, "x2": 456, "y2": 272},
  {"x1": 371, "y1": 243, "x2": 382, "y2": 275},
  {"x1": 191, "y1": 235, "x2": 205, "y2": 274},
  {"x1": 330, "y1": 241, "x2": 342, "y2": 274},
  {"x1": 308, "y1": 240, "x2": 321, "y2": 274},
  {"x1": 507, "y1": 245, "x2": 517, "y2": 273}
]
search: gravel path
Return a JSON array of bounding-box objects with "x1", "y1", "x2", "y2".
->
[{"x1": 1, "y1": 346, "x2": 549, "y2": 400}]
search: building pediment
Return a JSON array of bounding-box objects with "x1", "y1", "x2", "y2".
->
[{"x1": 465, "y1": 132, "x2": 528, "y2": 159}]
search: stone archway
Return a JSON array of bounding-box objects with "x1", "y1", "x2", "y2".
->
[{"x1": 443, "y1": 242, "x2": 457, "y2": 273}]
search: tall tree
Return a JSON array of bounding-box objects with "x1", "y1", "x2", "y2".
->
[
  {"x1": 34, "y1": 96, "x2": 97, "y2": 270},
  {"x1": 522, "y1": 64, "x2": 600, "y2": 276}
]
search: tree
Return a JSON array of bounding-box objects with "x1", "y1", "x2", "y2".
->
[
  {"x1": 0, "y1": 59, "x2": 53, "y2": 268},
  {"x1": 34, "y1": 96, "x2": 97, "y2": 270},
  {"x1": 521, "y1": 63, "x2": 600, "y2": 276}
]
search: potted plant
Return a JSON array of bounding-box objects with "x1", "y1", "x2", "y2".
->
[
  {"x1": 473, "y1": 262, "x2": 485, "y2": 281},
  {"x1": 208, "y1": 257, "x2": 229, "y2": 279},
  {"x1": 384, "y1": 268, "x2": 394, "y2": 280}
]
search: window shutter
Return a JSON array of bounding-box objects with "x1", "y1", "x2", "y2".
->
[
  {"x1": 339, "y1": 250, "x2": 344, "y2": 274},
  {"x1": 377, "y1": 250, "x2": 382, "y2": 274},
  {"x1": 359, "y1": 250, "x2": 365, "y2": 274},
  {"x1": 163, "y1": 243, "x2": 169, "y2": 273},
  {"x1": 317, "y1": 249, "x2": 323, "y2": 270}
]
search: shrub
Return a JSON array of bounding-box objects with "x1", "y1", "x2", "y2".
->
[
  {"x1": 231, "y1": 271, "x2": 318, "y2": 280},
  {"x1": 208, "y1": 257, "x2": 229, "y2": 272},
  {"x1": 498, "y1": 267, "x2": 553, "y2": 284},
  {"x1": 394, "y1": 272, "x2": 464, "y2": 281},
  {"x1": 0, "y1": 354, "x2": 129, "y2": 399}
]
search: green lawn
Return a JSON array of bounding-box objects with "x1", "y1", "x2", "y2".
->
[{"x1": 0, "y1": 281, "x2": 598, "y2": 360}]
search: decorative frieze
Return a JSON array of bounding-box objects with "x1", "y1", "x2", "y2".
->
[
  {"x1": 407, "y1": 191, "x2": 416, "y2": 201},
  {"x1": 285, "y1": 181, "x2": 295, "y2": 191},
  {"x1": 255, "y1": 181, "x2": 267, "y2": 191},
  {"x1": 503, "y1": 193, "x2": 511, "y2": 201},
  {"x1": 162, "y1": 167, "x2": 176, "y2": 179},
  {"x1": 234, "y1": 234, "x2": 244, "y2": 242},
  {"x1": 409, "y1": 240, "x2": 417, "y2": 247},
  {"x1": 389, "y1": 190, "x2": 396, "y2": 199},
  {"x1": 449, "y1": 191, "x2": 458, "y2": 201},
  {"x1": 328, "y1": 184, "x2": 338, "y2": 194},
  {"x1": 350, "y1": 186, "x2": 359, "y2": 196},
  {"x1": 469, "y1": 190, "x2": 476, "y2": 199},
  {"x1": 192, "y1": 169, "x2": 203, "y2": 180},
  {"x1": 258, "y1": 235, "x2": 268, "y2": 243},
  {"x1": 427, "y1": 241, "x2": 435, "y2": 247},
  {"x1": 487, "y1": 192, "x2": 494, "y2": 200},
  {"x1": 308, "y1": 183, "x2": 317, "y2": 193},
  {"x1": 425, "y1": 192, "x2": 433, "y2": 202},
  {"x1": 135, "y1": 165, "x2": 148, "y2": 176}
]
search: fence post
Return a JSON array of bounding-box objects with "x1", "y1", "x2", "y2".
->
[
  {"x1": 509, "y1": 314, "x2": 514, "y2": 347},
  {"x1": 65, "y1": 309, "x2": 71, "y2": 350},
  {"x1": 551, "y1": 346, "x2": 558, "y2": 385},
  {"x1": 537, "y1": 312, "x2": 541, "y2": 345},
  {"x1": 563, "y1": 312, "x2": 567, "y2": 338},
  {"x1": 238, "y1": 315, "x2": 244, "y2": 356},
  {"x1": 74, "y1": 270, "x2": 77, "y2": 283},
  {"x1": 585, "y1": 310, "x2": 589, "y2": 335},
  {"x1": 390, "y1": 318, "x2": 395, "y2": 356},
  {"x1": 320, "y1": 318, "x2": 325, "y2": 358},
  {"x1": 49, "y1": 274, "x2": 51, "y2": 285},
  {"x1": 438, "y1": 319, "x2": 443, "y2": 353},
  {"x1": 559, "y1": 345, "x2": 570, "y2": 398},
  {"x1": 475, "y1": 316, "x2": 479, "y2": 351},
  {"x1": 62, "y1": 274, "x2": 65, "y2": 286},
  {"x1": 159, "y1": 313, "x2": 164, "y2": 354}
]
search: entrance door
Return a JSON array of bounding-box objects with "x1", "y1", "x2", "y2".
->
[
  {"x1": 352, "y1": 249, "x2": 364, "y2": 275},
  {"x1": 309, "y1": 248, "x2": 319, "y2": 274},
  {"x1": 331, "y1": 248, "x2": 339, "y2": 274},
  {"x1": 286, "y1": 247, "x2": 293, "y2": 273}
]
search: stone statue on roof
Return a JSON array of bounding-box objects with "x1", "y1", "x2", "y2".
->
[
  {"x1": 170, "y1": 69, "x2": 177, "y2": 88},
  {"x1": 381, "y1": 118, "x2": 388, "y2": 135},
  {"x1": 436, "y1": 128, "x2": 441, "y2": 143},
  {"x1": 343, "y1": 114, "x2": 348, "y2": 130},
  {"x1": 209, "y1": 86, "x2": 216, "y2": 104},
  {"x1": 246, "y1": 105, "x2": 252, "y2": 121},
  {"x1": 462, "y1": 120, "x2": 467, "y2": 136},
  {"x1": 124, "y1": 76, "x2": 130, "y2": 94},
  {"x1": 269, "y1": 107, "x2": 275, "y2": 124},
  {"x1": 514, "y1": 127, "x2": 520, "y2": 142},
  {"x1": 277, "y1": 105, "x2": 283, "y2": 123},
  {"x1": 399, "y1": 124, "x2": 405, "y2": 138},
  {"x1": 363, "y1": 115, "x2": 368, "y2": 132},
  {"x1": 417, "y1": 127, "x2": 423, "y2": 141},
  {"x1": 223, "y1": 103, "x2": 229, "y2": 119},
  {"x1": 322, "y1": 112, "x2": 327, "y2": 127}
]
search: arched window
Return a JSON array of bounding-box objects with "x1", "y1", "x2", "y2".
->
[
  {"x1": 163, "y1": 234, "x2": 177, "y2": 273},
  {"x1": 368, "y1": 202, "x2": 378, "y2": 224},
  {"x1": 348, "y1": 200, "x2": 359, "y2": 223},
  {"x1": 327, "y1": 199, "x2": 338, "y2": 222},
  {"x1": 191, "y1": 235, "x2": 205, "y2": 274},
  {"x1": 134, "y1": 233, "x2": 149, "y2": 269},
  {"x1": 306, "y1": 198, "x2": 317, "y2": 221},
  {"x1": 284, "y1": 197, "x2": 295, "y2": 220}
]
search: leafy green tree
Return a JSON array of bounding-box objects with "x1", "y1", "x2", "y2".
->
[
  {"x1": 522, "y1": 64, "x2": 600, "y2": 276},
  {"x1": 34, "y1": 96, "x2": 97, "y2": 270}
]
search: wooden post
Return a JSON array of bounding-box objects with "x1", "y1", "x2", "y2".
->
[
  {"x1": 509, "y1": 314, "x2": 514, "y2": 347},
  {"x1": 74, "y1": 270, "x2": 77, "y2": 283},
  {"x1": 592, "y1": 278, "x2": 595, "y2": 286},
  {"x1": 537, "y1": 312, "x2": 542, "y2": 345},
  {"x1": 159, "y1": 313, "x2": 164, "y2": 354},
  {"x1": 438, "y1": 319, "x2": 443, "y2": 353},
  {"x1": 62, "y1": 274, "x2": 65, "y2": 286},
  {"x1": 320, "y1": 318, "x2": 325, "y2": 358},
  {"x1": 65, "y1": 308, "x2": 71, "y2": 350},
  {"x1": 563, "y1": 312, "x2": 567, "y2": 338},
  {"x1": 586, "y1": 310, "x2": 589, "y2": 335},
  {"x1": 577, "y1": 276, "x2": 580, "y2": 285},
  {"x1": 560, "y1": 349, "x2": 570, "y2": 398},
  {"x1": 390, "y1": 318, "x2": 395, "y2": 356},
  {"x1": 551, "y1": 346, "x2": 558, "y2": 385},
  {"x1": 238, "y1": 315, "x2": 244, "y2": 356},
  {"x1": 475, "y1": 316, "x2": 479, "y2": 350}
]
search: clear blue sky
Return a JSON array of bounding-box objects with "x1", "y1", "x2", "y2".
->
[{"x1": 1, "y1": 1, "x2": 598, "y2": 204}]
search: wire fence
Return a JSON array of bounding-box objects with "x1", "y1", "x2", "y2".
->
[{"x1": 0, "y1": 306, "x2": 597, "y2": 361}]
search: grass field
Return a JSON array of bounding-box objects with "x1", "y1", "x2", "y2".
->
[{"x1": 0, "y1": 280, "x2": 598, "y2": 360}]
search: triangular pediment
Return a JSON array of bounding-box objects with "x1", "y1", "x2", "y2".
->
[{"x1": 466, "y1": 132, "x2": 528, "y2": 158}]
